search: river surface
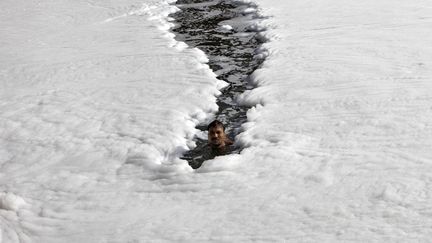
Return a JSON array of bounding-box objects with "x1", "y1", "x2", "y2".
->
[{"x1": 170, "y1": 0, "x2": 266, "y2": 168}]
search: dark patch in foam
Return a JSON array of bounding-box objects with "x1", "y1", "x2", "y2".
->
[{"x1": 170, "y1": 0, "x2": 267, "y2": 169}]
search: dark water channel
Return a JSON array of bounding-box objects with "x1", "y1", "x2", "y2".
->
[{"x1": 170, "y1": 0, "x2": 266, "y2": 169}]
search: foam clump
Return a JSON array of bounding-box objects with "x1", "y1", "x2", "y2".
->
[
  {"x1": 0, "y1": 192, "x2": 27, "y2": 212},
  {"x1": 219, "y1": 24, "x2": 233, "y2": 31},
  {"x1": 190, "y1": 47, "x2": 209, "y2": 63},
  {"x1": 197, "y1": 154, "x2": 242, "y2": 172},
  {"x1": 242, "y1": 7, "x2": 256, "y2": 14}
]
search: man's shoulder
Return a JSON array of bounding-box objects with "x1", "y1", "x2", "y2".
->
[{"x1": 225, "y1": 138, "x2": 234, "y2": 146}]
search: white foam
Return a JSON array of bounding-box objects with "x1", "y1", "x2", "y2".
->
[
  {"x1": 2, "y1": 0, "x2": 432, "y2": 241},
  {"x1": 0, "y1": 192, "x2": 26, "y2": 212},
  {"x1": 0, "y1": 0, "x2": 223, "y2": 240},
  {"x1": 219, "y1": 24, "x2": 233, "y2": 31},
  {"x1": 231, "y1": 0, "x2": 432, "y2": 240},
  {"x1": 242, "y1": 7, "x2": 257, "y2": 14}
]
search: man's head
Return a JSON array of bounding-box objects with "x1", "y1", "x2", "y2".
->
[{"x1": 207, "y1": 120, "x2": 228, "y2": 148}]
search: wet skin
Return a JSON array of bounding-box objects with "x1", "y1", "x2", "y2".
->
[{"x1": 208, "y1": 125, "x2": 233, "y2": 150}]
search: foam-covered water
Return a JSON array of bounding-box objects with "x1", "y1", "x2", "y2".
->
[{"x1": 2, "y1": 0, "x2": 432, "y2": 241}]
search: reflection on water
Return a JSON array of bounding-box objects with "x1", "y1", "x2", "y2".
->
[{"x1": 170, "y1": 0, "x2": 266, "y2": 168}]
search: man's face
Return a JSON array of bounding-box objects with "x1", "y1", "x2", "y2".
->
[{"x1": 208, "y1": 125, "x2": 226, "y2": 147}]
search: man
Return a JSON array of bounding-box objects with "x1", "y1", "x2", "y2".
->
[
  {"x1": 207, "y1": 120, "x2": 233, "y2": 152},
  {"x1": 185, "y1": 120, "x2": 234, "y2": 169}
]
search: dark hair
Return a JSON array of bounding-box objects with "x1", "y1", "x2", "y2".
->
[{"x1": 207, "y1": 120, "x2": 225, "y2": 131}]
